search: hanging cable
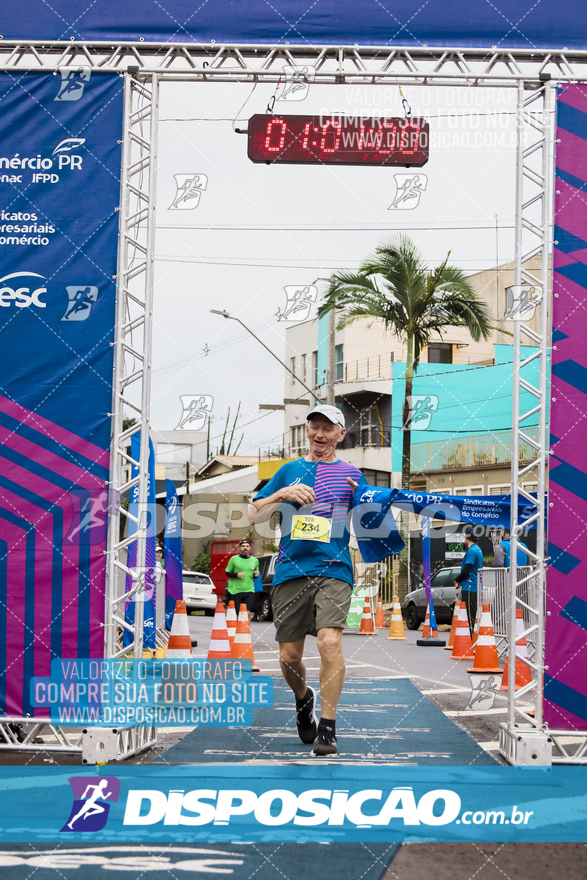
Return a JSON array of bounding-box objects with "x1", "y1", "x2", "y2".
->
[{"x1": 397, "y1": 81, "x2": 412, "y2": 118}]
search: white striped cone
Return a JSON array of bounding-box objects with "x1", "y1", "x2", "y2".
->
[
  {"x1": 207, "y1": 600, "x2": 232, "y2": 659},
  {"x1": 226, "y1": 600, "x2": 238, "y2": 646},
  {"x1": 387, "y1": 595, "x2": 406, "y2": 640},
  {"x1": 467, "y1": 604, "x2": 502, "y2": 673},
  {"x1": 165, "y1": 600, "x2": 193, "y2": 659}
]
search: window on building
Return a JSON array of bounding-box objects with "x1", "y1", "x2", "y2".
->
[
  {"x1": 291, "y1": 424, "x2": 307, "y2": 455},
  {"x1": 301, "y1": 353, "x2": 307, "y2": 384},
  {"x1": 489, "y1": 484, "x2": 510, "y2": 495},
  {"x1": 359, "y1": 406, "x2": 383, "y2": 447},
  {"x1": 428, "y1": 343, "x2": 453, "y2": 364},
  {"x1": 312, "y1": 350, "x2": 318, "y2": 387},
  {"x1": 362, "y1": 469, "x2": 391, "y2": 488},
  {"x1": 290, "y1": 356, "x2": 296, "y2": 385},
  {"x1": 335, "y1": 344, "x2": 344, "y2": 381},
  {"x1": 453, "y1": 485, "x2": 483, "y2": 495}
]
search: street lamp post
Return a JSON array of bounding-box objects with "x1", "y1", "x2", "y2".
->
[{"x1": 210, "y1": 309, "x2": 320, "y2": 403}]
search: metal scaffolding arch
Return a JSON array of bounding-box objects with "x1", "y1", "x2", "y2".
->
[{"x1": 0, "y1": 41, "x2": 580, "y2": 762}]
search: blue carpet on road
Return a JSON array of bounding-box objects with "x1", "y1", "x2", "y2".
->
[
  {"x1": 156, "y1": 678, "x2": 496, "y2": 765},
  {"x1": 0, "y1": 842, "x2": 399, "y2": 879}
]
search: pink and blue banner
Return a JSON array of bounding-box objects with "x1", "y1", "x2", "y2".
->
[
  {"x1": 0, "y1": 72, "x2": 123, "y2": 715},
  {"x1": 545, "y1": 84, "x2": 587, "y2": 730}
]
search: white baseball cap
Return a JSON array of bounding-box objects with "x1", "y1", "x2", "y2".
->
[{"x1": 306, "y1": 404, "x2": 345, "y2": 428}]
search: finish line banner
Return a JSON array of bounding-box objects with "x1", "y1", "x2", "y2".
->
[
  {"x1": 0, "y1": 73, "x2": 123, "y2": 715},
  {"x1": 0, "y1": 767, "x2": 585, "y2": 842}
]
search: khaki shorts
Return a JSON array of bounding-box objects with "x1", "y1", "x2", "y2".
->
[{"x1": 271, "y1": 576, "x2": 352, "y2": 643}]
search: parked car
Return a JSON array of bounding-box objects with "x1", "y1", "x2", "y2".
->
[
  {"x1": 401, "y1": 566, "x2": 462, "y2": 630},
  {"x1": 254, "y1": 553, "x2": 278, "y2": 621},
  {"x1": 182, "y1": 570, "x2": 216, "y2": 615}
]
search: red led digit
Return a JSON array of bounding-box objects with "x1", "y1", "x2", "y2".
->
[
  {"x1": 301, "y1": 121, "x2": 311, "y2": 150},
  {"x1": 378, "y1": 121, "x2": 398, "y2": 155},
  {"x1": 320, "y1": 119, "x2": 342, "y2": 153},
  {"x1": 265, "y1": 117, "x2": 287, "y2": 153},
  {"x1": 399, "y1": 122, "x2": 421, "y2": 155}
]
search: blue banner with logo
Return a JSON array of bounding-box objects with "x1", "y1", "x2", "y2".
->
[
  {"x1": 2, "y1": 2, "x2": 585, "y2": 50},
  {"x1": 0, "y1": 72, "x2": 123, "y2": 714},
  {"x1": 124, "y1": 433, "x2": 157, "y2": 650},
  {"x1": 164, "y1": 479, "x2": 184, "y2": 629},
  {"x1": 0, "y1": 766, "x2": 585, "y2": 842}
]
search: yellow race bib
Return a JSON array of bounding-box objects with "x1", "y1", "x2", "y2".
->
[{"x1": 291, "y1": 514, "x2": 331, "y2": 543}]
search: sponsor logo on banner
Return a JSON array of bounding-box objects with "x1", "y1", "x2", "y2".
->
[
  {"x1": 53, "y1": 138, "x2": 86, "y2": 156},
  {"x1": 278, "y1": 285, "x2": 317, "y2": 321},
  {"x1": 388, "y1": 173, "x2": 428, "y2": 209},
  {"x1": 61, "y1": 285, "x2": 99, "y2": 322},
  {"x1": 0, "y1": 271, "x2": 47, "y2": 308},
  {"x1": 54, "y1": 68, "x2": 91, "y2": 102},
  {"x1": 169, "y1": 174, "x2": 208, "y2": 210},
  {"x1": 61, "y1": 777, "x2": 121, "y2": 832},
  {"x1": 175, "y1": 394, "x2": 213, "y2": 430},
  {"x1": 0, "y1": 847, "x2": 246, "y2": 872}
]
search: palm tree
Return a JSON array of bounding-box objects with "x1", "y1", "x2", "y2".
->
[{"x1": 318, "y1": 235, "x2": 493, "y2": 594}]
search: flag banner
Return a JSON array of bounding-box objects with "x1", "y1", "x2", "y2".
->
[
  {"x1": 124, "y1": 433, "x2": 157, "y2": 650},
  {"x1": 421, "y1": 515, "x2": 438, "y2": 631},
  {"x1": 164, "y1": 479, "x2": 183, "y2": 629},
  {"x1": 0, "y1": 72, "x2": 123, "y2": 714},
  {"x1": 0, "y1": 766, "x2": 586, "y2": 842}
]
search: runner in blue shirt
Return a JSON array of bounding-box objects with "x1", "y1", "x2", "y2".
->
[
  {"x1": 454, "y1": 526, "x2": 484, "y2": 638},
  {"x1": 249, "y1": 404, "x2": 367, "y2": 757}
]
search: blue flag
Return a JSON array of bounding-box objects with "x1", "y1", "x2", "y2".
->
[
  {"x1": 124, "y1": 432, "x2": 157, "y2": 649},
  {"x1": 164, "y1": 479, "x2": 184, "y2": 630}
]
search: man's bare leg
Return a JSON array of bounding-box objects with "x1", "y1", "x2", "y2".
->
[
  {"x1": 316, "y1": 627, "x2": 345, "y2": 719},
  {"x1": 279, "y1": 638, "x2": 307, "y2": 700}
]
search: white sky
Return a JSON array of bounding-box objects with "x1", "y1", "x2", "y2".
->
[{"x1": 149, "y1": 80, "x2": 517, "y2": 456}]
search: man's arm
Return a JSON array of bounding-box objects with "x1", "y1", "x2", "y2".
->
[
  {"x1": 248, "y1": 483, "x2": 317, "y2": 525},
  {"x1": 494, "y1": 544, "x2": 506, "y2": 567},
  {"x1": 455, "y1": 563, "x2": 474, "y2": 584}
]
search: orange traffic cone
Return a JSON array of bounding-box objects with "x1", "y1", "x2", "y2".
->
[
  {"x1": 374, "y1": 597, "x2": 386, "y2": 629},
  {"x1": 467, "y1": 604, "x2": 503, "y2": 674},
  {"x1": 451, "y1": 602, "x2": 474, "y2": 660},
  {"x1": 356, "y1": 598, "x2": 377, "y2": 635},
  {"x1": 165, "y1": 600, "x2": 193, "y2": 659},
  {"x1": 387, "y1": 595, "x2": 406, "y2": 640},
  {"x1": 501, "y1": 608, "x2": 534, "y2": 691},
  {"x1": 444, "y1": 600, "x2": 460, "y2": 651},
  {"x1": 232, "y1": 604, "x2": 260, "y2": 671},
  {"x1": 207, "y1": 599, "x2": 232, "y2": 659},
  {"x1": 226, "y1": 600, "x2": 238, "y2": 647}
]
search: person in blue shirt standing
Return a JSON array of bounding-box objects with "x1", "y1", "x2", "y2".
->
[
  {"x1": 249, "y1": 404, "x2": 367, "y2": 758},
  {"x1": 454, "y1": 526, "x2": 484, "y2": 638},
  {"x1": 494, "y1": 529, "x2": 530, "y2": 567}
]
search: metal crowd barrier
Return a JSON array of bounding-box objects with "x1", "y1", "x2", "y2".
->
[{"x1": 478, "y1": 566, "x2": 540, "y2": 660}]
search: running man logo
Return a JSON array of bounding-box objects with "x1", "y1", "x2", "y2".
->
[
  {"x1": 169, "y1": 174, "x2": 208, "y2": 210},
  {"x1": 388, "y1": 173, "x2": 428, "y2": 210},
  {"x1": 505, "y1": 284, "x2": 540, "y2": 321},
  {"x1": 278, "y1": 285, "x2": 317, "y2": 321},
  {"x1": 404, "y1": 395, "x2": 439, "y2": 431},
  {"x1": 60, "y1": 776, "x2": 121, "y2": 833},
  {"x1": 276, "y1": 65, "x2": 315, "y2": 102},
  {"x1": 54, "y1": 68, "x2": 91, "y2": 102},
  {"x1": 466, "y1": 674, "x2": 501, "y2": 711},
  {"x1": 61, "y1": 285, "x2": 99, "y2": 322},
  {"x1": 175, "y1": 394, "x2": 213, "y2": 431}
]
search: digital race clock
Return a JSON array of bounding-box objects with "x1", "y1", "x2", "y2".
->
[{"x1": 247, "y1": 114, "x2": 429, "y2": 167}]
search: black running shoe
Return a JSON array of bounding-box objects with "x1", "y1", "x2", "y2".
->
[
  {"x1": 312, "y1": 723, "x2": 337, "y2": 757},
  {"x1": 296, "y1": 686, "x2": 318, "y2": 744}
]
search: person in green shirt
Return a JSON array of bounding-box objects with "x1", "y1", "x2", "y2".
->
[{"x1": 225, "y1": 539, "x2": 260, "y2": 621}]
